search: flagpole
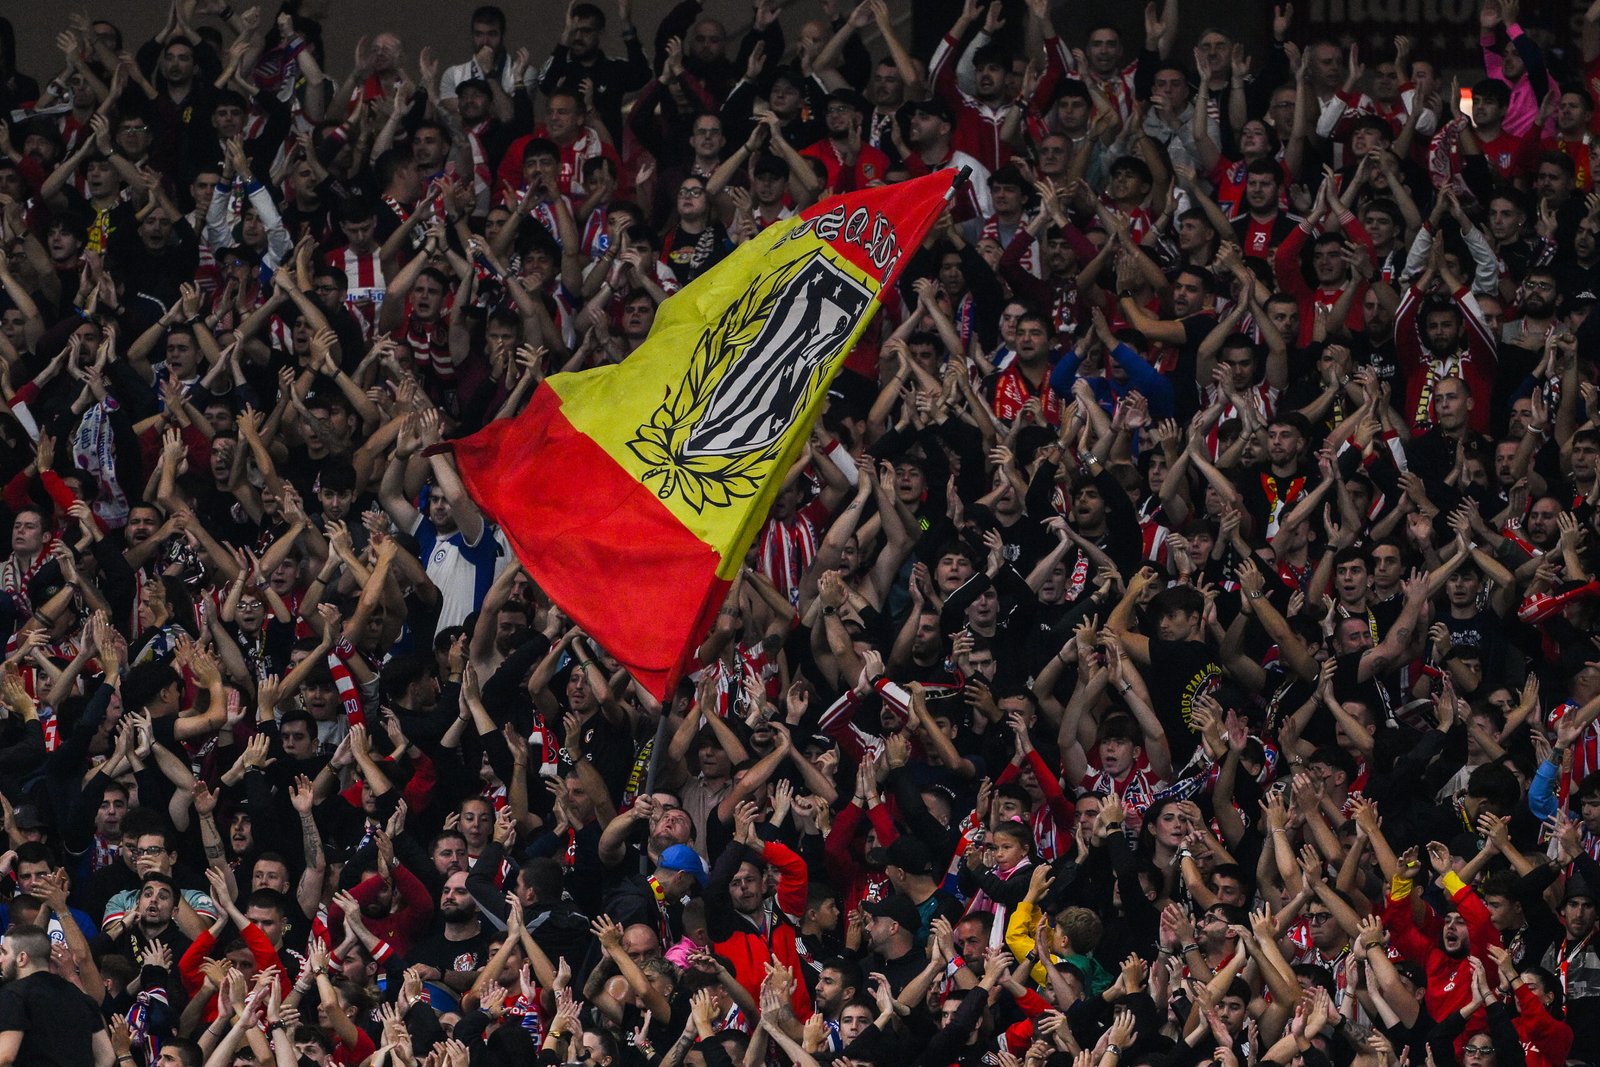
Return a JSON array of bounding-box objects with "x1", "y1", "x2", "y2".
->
[{"x1": 947, "y1": 165, "x2": 973, "y2": 202}]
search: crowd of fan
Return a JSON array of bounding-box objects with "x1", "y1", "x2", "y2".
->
[{"x1": 2, "y1": 0, "x2": 1600, "y2": 1064}]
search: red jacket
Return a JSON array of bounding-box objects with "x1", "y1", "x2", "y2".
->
[
  {"x1": 334, "y1": 864, "x2": 435, "y2": 959},
  {"x1": 1385, "y1": 871, "x2": 1502, "y2": 1024},
  {"x1": 1273, "y1": 217, "x2": 1377, "y2": 347},
  {"x1": 824, "y1": 800, "x2": 898, "y2": 911},
  {"x1": 179, "y1": 923, "x2": 289, "y2": 1021},
  {"x1": 708, "y1": 838, "x2": 812, "y2": 1019},
  {"x1": 1512, "y1": 980, "x2": 1573, "y2": 1067}
]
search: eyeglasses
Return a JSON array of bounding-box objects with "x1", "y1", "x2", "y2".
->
[
  {"x1": 129, "y1": 845, "x2": 169, "y2": 857},
  {"x1": 678, "y1": 186, "x2": 706, "y2": 198},
  {"x1": 1304, "y1": 911, "x2": 1333, "y2": 925},
  {"x1": 1462, "y1": 1047, "x2": 1494, "y2": 1056}
]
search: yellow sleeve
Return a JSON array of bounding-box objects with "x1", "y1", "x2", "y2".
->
[
  {"x1": 1006, "y1": 900, "x2": 1041, "y2": 960},
  {"x1": 1007, "y1": 901, "x2": 1051, "y2": 987}
]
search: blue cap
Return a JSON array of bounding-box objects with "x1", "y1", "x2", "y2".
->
[{"x1": 660, "y1": 844, "x2": 708, "y2": 887}]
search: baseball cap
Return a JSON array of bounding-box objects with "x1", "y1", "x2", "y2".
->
[
  {"x1": 659, "y1": 844, "x2": 709, "y2": 887},
  {"x1": 826, "y1": 88, "x2": 869, "y2": 115},
  {"x1": 885, "y1": 837, "x2": 935, "y2": 876},
  {"x1": 11, "y1": 805, "x2": 45, "y2": 831},
  {"x1": 910, "y1": 96, "x2": 954, "y2": 124},
  {"x1": 863, "y1": 893, "x2": 921, "y2": 931}
]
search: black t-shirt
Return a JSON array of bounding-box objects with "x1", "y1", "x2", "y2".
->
[
  {"x1": 405, "y1": 928, "x2": 494, "y2": 978},
  {"x1": 1441, "y1": 607, "x2": 1511, "y2": 686},
  {"x1": 1143, "y1": 637, "x2": 1222, "y2": 765},
  {"x1": 0, "y1": 970, "x2": 106, "y2": 1066}
]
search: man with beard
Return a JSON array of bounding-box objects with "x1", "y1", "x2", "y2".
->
[
  {"x1": 1394, "y1": 270, "x2": 1498, "y2": 436},
  {"x1": 92, "y1": 872, "x2": 194, "y2": 979},
  {"x1": 0, "y1": 923, "x2": 112, "y2": 1066},
  {"x1": 405, "y1": 869, "x2": 491, "y2": 993},
  {"x1": 1539, "y1": 874, "x2": 1600, "y2": 1050},
  {"x1": 332, "y1": 834, "x2": 434, "y2": 960},
  {"x1": 1229, "y1": 412, "x2": 1317, "y2": 540},
  {"x1": 1224, "y1": 160, "x2": 1299, "y2": 262},
  {"x1": 1386, "y1": 842, "x2": 1502, "y2": 1026},
  {"x1": 902, "y1": 98, "x2": 992, "y2": 221},
  {"x1": 802, "y1": 89, "x2": 889, "y2": 193},
  {"x1": 860, "y1": 893, "x2": 926, "y2": 994},
  {"x1": 537, "y1": 3, "x2": 650, "y2": 139},
  {"x1": 1500, "y1": 266, "x2": 1560, "y2": 398},
  {"x1": 811, "y1": 956, "x2": 863, "y2": 1036},
  {"x1": 438, "y1": 5, "x2": 522, "y2": 119}
]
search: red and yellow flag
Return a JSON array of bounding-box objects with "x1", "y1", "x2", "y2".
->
[{"x1": 450, "y1": 172, "x2": 956, "y2": 698}]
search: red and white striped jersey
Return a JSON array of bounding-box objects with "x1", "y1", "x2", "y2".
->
[{"x1": 325, "y1": 245, "x2": 387, "y2": 336}]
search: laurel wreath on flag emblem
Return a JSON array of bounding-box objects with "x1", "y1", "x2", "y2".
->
[{"x1": 627, "y1": 258, "x2": 818, "y2": 514}]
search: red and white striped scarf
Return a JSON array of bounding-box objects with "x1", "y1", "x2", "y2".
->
[{"x1": 329, "y1": 637, "x2": 365, "y2": 725}]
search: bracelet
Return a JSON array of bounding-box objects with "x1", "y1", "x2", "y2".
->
[
  {"x1": 1107, "y1": 1046, "x2": 1123, "y2": 1058},
  {"x1": 1180, "y1": 943, "x2": 1199, "y2": 955},
  {"x1": 1119, "y1": 683, "x2": 1132, "y2": 694}
]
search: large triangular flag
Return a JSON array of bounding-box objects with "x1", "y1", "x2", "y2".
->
[{"x1": 448, "y1": 171, "x2": 957, "y2": 699}]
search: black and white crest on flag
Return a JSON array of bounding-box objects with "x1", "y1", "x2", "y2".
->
[{"x1": 684, "y1": 258, "x2": 872, "y2": 458}]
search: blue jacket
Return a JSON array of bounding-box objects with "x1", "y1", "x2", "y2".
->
[{"x1": 1048, "y1": 343, "x2": 1176, "y2": 418}]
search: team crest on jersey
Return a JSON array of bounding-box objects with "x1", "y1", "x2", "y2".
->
[
  {"x1": 453, "y1": 952, "x2": 478, "y2": 971},
  {"x1": 628, "y1": 256, "x2": 871, "y2": 512}
]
